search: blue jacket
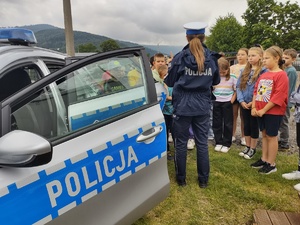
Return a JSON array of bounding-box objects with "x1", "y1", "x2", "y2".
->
[
  {"x1": 236, "y1": 68, "x2": 267, "y2": 104},
  {"x1": 164, "y1": 44, "x2": 220, "y2": 116}
]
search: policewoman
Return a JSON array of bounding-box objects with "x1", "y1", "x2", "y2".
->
[{"x1": 164, "y1": 22, "x2": 220, "y2": 188}]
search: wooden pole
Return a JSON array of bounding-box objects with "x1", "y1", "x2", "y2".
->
[{"x1": 63, "y1": 0, "x2": 75, "y2": 56}]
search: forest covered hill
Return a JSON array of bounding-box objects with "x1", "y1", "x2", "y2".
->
[{"x1": 15, "y1": 24, "x2": 179, "y2": 56}]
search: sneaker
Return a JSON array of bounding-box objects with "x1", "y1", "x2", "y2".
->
[
  {"x1": 278, "y1": 144, "x2": 290, "y2": 151},
  {"x1": 214, "y1": 144, "x2": 223, "y2": 151},
  {"x1": 240, "y1": 137, "x2": 246, "y2": 146},
  {"x1": 220, "y1": 146, "x2": 230, "y2": 153},
  {"x1": 239, "y1": 146, "x2": 250, "y2": 157},
  {"x1": 282, "y1": 171, "x2": 300, "y2": 180},
  {"x1": 251, "y1": 158, "x2": 266, "y2": 168},
  {"x1": 167, "y1": 152, "x2": 174, "y2": 161},
  {"x1": 168, "y1": 134, "x2": 173, "y2": 143},
  {"x1": 294, "y1": 183, "x2": 300, "y2": 192},
  {"x1": 259, "y1": 163, "x2": 277, "y2": 174},
  {"x1": 199, "y1": 181, "x2": 208, "y2": 188},
  {"x1": 208, "y1": 136, "x2": 214, "y2": 141},
  {"x1": 177, "y1": 179, "x2": 186, "y2": 187},
  {"x1": 232, "y1": 136, "x2": 236, "y2": 142},
  {"x1": 244, "y1": 148, "x2": 256, "y2": 159},
  {"x1": 187, "y1": 139, "x2": 195, "y2": 150}
]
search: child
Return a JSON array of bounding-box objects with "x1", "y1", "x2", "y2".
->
[
  {"x1": 158, "y1": 64, "x2": 174, "y2": 160},
  {"x1": 278, "y1": 49, "x2": 298, "y2": 151},
  {"x1": 230, "y1": 48, "x2": 249, "y2": 145},
  {"x1": 152, "y1": 53, "x2": 166, "y2": 83},
  {"x1": 213, "y1": 57, "x2": 237, "y2": 153},
  {"x1": 251, "y1": 46, "x2": 288, "y2": 174},
  {"x1": 236, "y1": 47, "x2": 267, "y2": 159},
  {"x1": 282, "y1": 84, "x2": 300, "y2": 180}
]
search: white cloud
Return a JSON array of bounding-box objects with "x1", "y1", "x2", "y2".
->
[{"x1": 0, "y1": 0, "x2": 298, "y2": 46}]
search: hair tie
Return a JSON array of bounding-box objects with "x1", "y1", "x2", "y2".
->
[{"x1": 279, "y1": 59, "x2": 285, "y2": 66}]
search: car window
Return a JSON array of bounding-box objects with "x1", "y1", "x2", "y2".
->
[
  {"x1": 0, "y1": 65, "x2": 42, "y2": 102},
  {"x1": 46, "y1": 63, "x2": 65, "y2": 73},
  {"x1": 10, "y1": 53, "x2": 147, "y2": 139},
  {"x1": 25, "y1": 65, "x2": 42, "y2": 82}
]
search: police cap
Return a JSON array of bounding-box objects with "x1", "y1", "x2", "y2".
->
[{"x1": 183, "y1": 22, "x2": 208, "y2": 35}]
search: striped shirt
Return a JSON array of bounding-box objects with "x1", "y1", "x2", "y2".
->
[{"x1": 213, "y1": 74, "x2": 237, "y2": 102}]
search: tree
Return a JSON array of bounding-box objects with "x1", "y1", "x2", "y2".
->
[
  {"x1": 205, "y1": 13, "x2": 244, "y2": 53},
  {"x1": 99, "y1": 39, "x2": 120, "y2": 52},
  {"x1": 242, "y1": 0, "x2": 300, "y2": 49},
  {"x1": 78, "y1": 43, "x2": 98, "y2": 52}
]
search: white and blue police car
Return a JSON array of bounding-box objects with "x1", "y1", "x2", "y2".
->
[{"x1": 0, "y1": 28, "x2": 169, "y2": 225}]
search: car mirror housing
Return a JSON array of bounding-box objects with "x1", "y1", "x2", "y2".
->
[{"x1": 0, "y1": 130, "x2": 52, "y2": 167}]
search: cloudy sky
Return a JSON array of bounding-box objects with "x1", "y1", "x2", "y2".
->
[{"x1": 0, "y1": 0, "x2": 298, "y2": 46}]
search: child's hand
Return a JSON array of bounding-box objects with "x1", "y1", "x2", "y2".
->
[
  {"x1": 246, "y1": 102, "x2": 252, "y2": 109},
  {"x1": 241, "y1": 102, "x2": 249, "y2": 109},
  {"x1": 251, "y1": 108, "x2": 257, "y2": 116},
  {"x1": 256, "y1": 109, "x2": 266, "y2": 117}
]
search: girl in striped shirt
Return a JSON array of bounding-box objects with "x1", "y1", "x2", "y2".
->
[{"x1": 212, "y1": 57, "x2": 237, "y2": 153}]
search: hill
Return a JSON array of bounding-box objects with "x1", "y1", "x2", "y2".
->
[
  {"x1": 144, "y1": 45, "x2": 183, "y2": 56},
  {"x1": 17, "y1": 24, "x2": 159, "y2": 56}
]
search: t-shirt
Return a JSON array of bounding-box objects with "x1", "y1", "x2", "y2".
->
[
  {"x1": 254, "y1": 70, "x2": 288, "y2": 115},
  {"x1": 213, "y1": 74, "x2": 237, "y2": 102},
  {"x1": 162, "y1": 85, "x2": 173, "y2": 115},
  {"x1": 285, "y1": 65, "x2": 298, "y2": 107},
  {"x1": 230, "y1": 64, "x2": 246, "y2": 78},
  {"x1": 152, "y1": 69, "x2": 163, "y2": 83}
]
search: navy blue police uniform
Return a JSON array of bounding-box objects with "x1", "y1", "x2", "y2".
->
[{"x1": 164, "y1": 22, "x2": 220, "y2": 187}]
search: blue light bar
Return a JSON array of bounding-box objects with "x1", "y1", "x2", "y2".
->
[{"x1": 0, "y1": 28, "x2": 37, "y2": 45}]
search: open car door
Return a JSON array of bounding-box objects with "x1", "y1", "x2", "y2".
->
[{"x1": 0, "y1": 47, "x2": 169, "y2": 225}]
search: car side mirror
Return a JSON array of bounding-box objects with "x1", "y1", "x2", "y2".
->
[{"x1": 0, "y1": 130, "x2": 52, "y2": 167}]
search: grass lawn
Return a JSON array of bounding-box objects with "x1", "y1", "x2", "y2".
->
[{"x1": 134, "y1": 142, "x2": 300, "y2": 225}]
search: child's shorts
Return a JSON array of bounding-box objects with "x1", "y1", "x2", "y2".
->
[{"x1": 257, "y1": 114, "x2": 283, "y2": 136}]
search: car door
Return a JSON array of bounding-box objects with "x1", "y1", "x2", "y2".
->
[{"x1": 0, "y1": 47, "x2": 169, "y2": 225}]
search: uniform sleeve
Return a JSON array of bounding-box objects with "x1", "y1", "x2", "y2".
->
[
  {"x1": 212, "y1": 58, "x2": 220, "y2": 86},
  {"x1": 164, "y1": 53, "x2": 184, "y2": 87}
]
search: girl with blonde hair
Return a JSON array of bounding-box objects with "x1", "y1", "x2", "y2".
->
[
  {"x1": 251, "y1": 46, "x2": 288, "y2": 174},
  {"x1": 236, "y1": 47, "x2": 267, "y2": 159}
]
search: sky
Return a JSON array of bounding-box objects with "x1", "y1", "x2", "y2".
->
[{"x1": 0, "y1": 0, "x2": 298, "y2": 46}]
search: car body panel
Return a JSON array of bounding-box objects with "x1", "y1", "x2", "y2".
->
[
  {"x1": 0, "y1": 45, "x2": 66, "y2": 73},
  {"x1": 0, "y1": 45, "x2": 169, "y2": 225}
]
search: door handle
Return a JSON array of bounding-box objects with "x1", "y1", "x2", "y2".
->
[{"x1": 136, "y1": 126, "x2": 163, "y2": 144}]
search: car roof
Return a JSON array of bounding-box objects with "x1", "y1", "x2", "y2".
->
[{"x1": 0, "y1": 44, "x2": 67, "y2": 73}]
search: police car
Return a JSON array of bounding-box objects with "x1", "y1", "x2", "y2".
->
[{"x1": 0, "y1": 28, "x2": 169, "y2": 225}]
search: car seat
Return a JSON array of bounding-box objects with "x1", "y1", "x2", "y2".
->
[{"x1": 0, "y1": 68, "x2": 31, "y2": 102}]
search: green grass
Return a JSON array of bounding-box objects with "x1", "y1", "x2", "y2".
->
[{"x1": 133, "y1": 143, "x2": 300, "y2": 225}]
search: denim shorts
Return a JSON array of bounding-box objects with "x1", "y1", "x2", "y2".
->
[{"x1": 257, "y1": 114, "x2": 283, "y2": 136}]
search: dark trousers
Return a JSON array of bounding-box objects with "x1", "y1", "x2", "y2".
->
[
  {"x1": 164, "y1": 114, "x2": 173, "y2": 152},
  {"x1": 241, "y1": 107, "x2": 259, "y2": 139},
  {"x1": 212, "y1": 101, "x2": 233, "y2": 147},
  {"x1": 173, "y1": 114, "x2": 210, "y2": 184},
  {"x1": 297, "y1": 123, "x2": 300, "y2": 171}
]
